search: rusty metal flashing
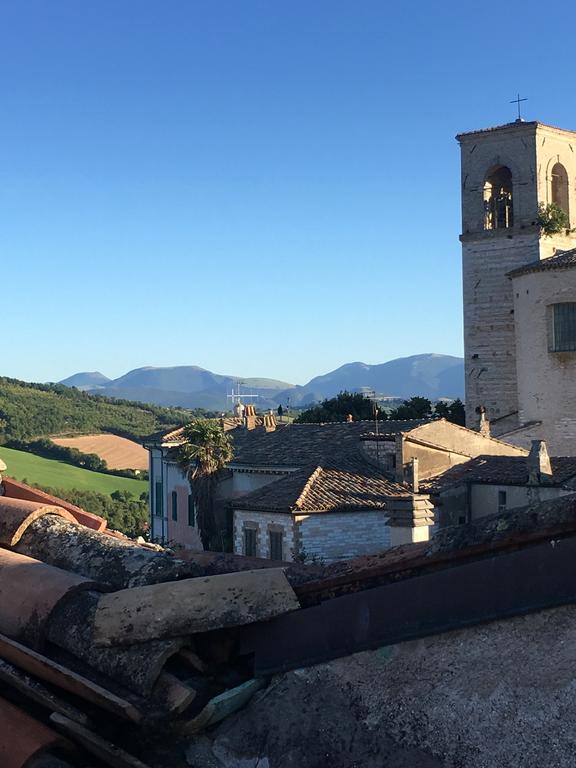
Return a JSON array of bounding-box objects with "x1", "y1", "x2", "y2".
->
[{"x1": 243, "y1": 532, "x2": 576, "y2": 676}]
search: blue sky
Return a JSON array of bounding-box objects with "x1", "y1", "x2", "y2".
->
[{"x1": 2, "y1": 1, "x2": 575, "y2": 385}]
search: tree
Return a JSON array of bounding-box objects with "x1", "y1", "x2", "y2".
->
[
  {"x1": 294, "y1": 391, "x2": 385, "y2": 424},
  {"x1": 537, "y1": 202, "x2": 571, "y2": 237},
  {"x1": 176, "y1": 419, "x2": 234, "y2": 549},
  {"x1": 434, "y1": 398, "x2": 465, "y2": 426},
  {"x1": 388, "y1": 396, "x2": 432, "y2": 420}
]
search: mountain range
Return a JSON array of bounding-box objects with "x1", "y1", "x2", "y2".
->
[{"x1": 59, "y1": 354, "x2": 464, "y2": 411}]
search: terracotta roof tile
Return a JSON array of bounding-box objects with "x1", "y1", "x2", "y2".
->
[
  {"x1": 507, "y1": 248, "x2": 576, "y2": 278},
  {"x1": 423, "y1": 455, "x2": 576, "y2": 493},
  {"x1": 2, "y1": 478, "x2": 107, "y2": 532},
  {"x1": 232, "y1": 460, "x2": 409, "y2": 513}
]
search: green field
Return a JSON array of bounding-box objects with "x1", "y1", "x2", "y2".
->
[{"x1": 0, "y1": 447, "x2": 148, "y2": 496}]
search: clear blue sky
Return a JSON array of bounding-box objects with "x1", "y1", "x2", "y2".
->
[{"x1": 2, "y1": 1, "x2": 575, "y2": 385}]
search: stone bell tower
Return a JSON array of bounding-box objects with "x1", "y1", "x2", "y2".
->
[{"x1": 457, "y1": 119, "x2": 576, "y2": 434}]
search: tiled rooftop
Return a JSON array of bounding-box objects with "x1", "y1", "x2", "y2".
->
[
  {"x1": 423, "y1": 455, "x2": 576, "y2": 493},
  {"x1": 456, "y1": 120, "x2": 576, "y2": 139},
  {"x1": 232, "y1": 460, "x2": 409, "y2": 514},
  {"x1": 507, "y1": 248, "x2": 576, "y2": 278},
  {"x1": 164, "y1": 419, "x2": 428, "y2": 468}
]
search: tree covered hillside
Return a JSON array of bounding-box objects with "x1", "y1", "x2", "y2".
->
[{"x1": 0, "y1": 376, "x2": 196, "y2": 442}]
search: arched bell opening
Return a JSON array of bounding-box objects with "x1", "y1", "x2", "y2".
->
[
  {"x1": 483, "y1": 166, "x2": 513, "y2": 230},
  {"x1": 551, "y1": 162, "x2": 570, "y2": 226}
]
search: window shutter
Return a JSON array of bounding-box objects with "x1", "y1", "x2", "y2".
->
[
  {"x1": 154, "y1": 481, "x2": 163, "y2": 517},
  {"x1": 269, "y1": 530, "x2": 284, "y2": 561},
  {"x1": 553, "y1": 303, "x2": 576, "y2": 352}
]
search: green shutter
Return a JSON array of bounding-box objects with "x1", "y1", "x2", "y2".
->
[
  {"x1": 269, "y1": 530, "x2": 284, "y2": 560},
  {"x1": 171, "y1": 491, "x2": 178, "y2": 521},
  {"x1": 553, "y1": 303, "x2": 576, "y2": 351},
  {"x1": 244, "y1": 528, "x2": 257, "y2": 557},
  {"x1": 154, "y1": 481, "x2": 163, "y2": 517},
  {"x1": 188, "y1": 495, "x2": 195, "y2": 527}
]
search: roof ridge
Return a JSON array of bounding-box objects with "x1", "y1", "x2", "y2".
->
[{"x1": 294, "y1": 466, "x2": 324, "y2": 510}]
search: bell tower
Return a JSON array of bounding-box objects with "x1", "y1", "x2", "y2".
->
[{"x1": 457, "y1": 119, "x2": 576, "y2": 434}]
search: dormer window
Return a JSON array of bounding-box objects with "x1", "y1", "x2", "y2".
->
[{"x1": 483, "y1": 166, "x2": 513, "y2": 230}]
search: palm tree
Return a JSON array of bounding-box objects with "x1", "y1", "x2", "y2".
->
[{"x1": 176, "y1": 419, "x2": 234, "y2": 549}]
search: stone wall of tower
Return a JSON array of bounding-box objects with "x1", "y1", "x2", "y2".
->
[
  {"x1": 462, "y1": 231, "x2": 539, "y2": 432},
  {"x1": 459, "y1": 122, "x2": 540, "y2": 431}
]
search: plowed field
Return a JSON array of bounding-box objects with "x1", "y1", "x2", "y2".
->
[{"x1": 52, "y1": 434, "x2": 148, "y2": 470}]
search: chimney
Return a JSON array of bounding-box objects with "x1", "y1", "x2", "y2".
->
[
  {"x1": 346, "y1": 414, "x2": 354, "y2": 423},
  {"x1": 244, "y1": 404, "x2": 257, "y2": 431},
  {"x1": 527, "y1": 440, "x2": 552, "y2": 485},
  {"x1": 408, "y1": 457, "x2": 419, "y2": 493},
  {"x1": 476, "y1": 405, "x2": 491, "y2": 437},
  {"x1": 387, "y1": 493, "x2": 435, "y2": 547},
  {"x1": 263, "y1": 410, "x2": 277, "y2": 433}
]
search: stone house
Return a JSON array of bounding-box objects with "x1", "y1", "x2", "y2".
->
[
  {"x1": 231, "y1": 461, "x2": 433, "y2": 563},
  {"x1": 426, "y1": 440, "x2": 576, "y2": 527}
]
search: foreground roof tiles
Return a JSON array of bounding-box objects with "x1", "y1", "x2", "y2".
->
[
  {"x1": 4, "y1": 471, "x2": 576, "y2": 764},
  {"x1": 0, "y1": 695, "x2": 72, "y2": 768}
]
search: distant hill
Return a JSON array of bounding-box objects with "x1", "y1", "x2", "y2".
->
[
  {"x1": 0, "y1": 376, "x2": 193, "y2": 443},
  {"x1": 281, "y1": 354, "x2": 464, "y2": 406},
  {"x1": 59, "y1": 355, "x2": 464, "y2": 410},
  {"x1": 59, "y1": 371, "x2": 111, "y2": 391}
]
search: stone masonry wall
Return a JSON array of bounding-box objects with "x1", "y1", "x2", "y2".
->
[
  {"x1": 512, "y1": 268, "x2": 576, "y2": 455},
  {"x1": 294, "y1": 511, "x2": 391, "y2": 563},
  {"x1": 233, "y1": 510, "x2": 295, "y2": 560}
]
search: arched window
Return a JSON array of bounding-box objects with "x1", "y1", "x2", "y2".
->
[
  {"x1": 483, "y1": 166, "x2": 513, "y2": 230},
  {"x1": 551, "y1": 162, "x2": 570, "y2": 223}
]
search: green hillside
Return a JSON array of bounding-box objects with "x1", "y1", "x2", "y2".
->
[
  {"x1": 0, "y1": 446, "x2": 147, "y2": 496},
  {"x1": 0, "y1": 376, "x2": 195, "y2": 442}
]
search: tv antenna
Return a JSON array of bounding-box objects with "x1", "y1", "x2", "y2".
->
[{"x1": 226, "y1": 380, "x2": 260, "y2": 407}]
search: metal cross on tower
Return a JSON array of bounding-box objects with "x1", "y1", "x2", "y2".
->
[{"x1": 510, "y1": 93, "x2": 527, "y2": 122}]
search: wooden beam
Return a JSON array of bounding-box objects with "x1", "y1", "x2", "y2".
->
[
  {"x1": 0, "y1": 633, "x2": 142, "y2": 723},
  {"x1": 50, "y1": 713, "x2": 152, "y2": 768},
  {"x1": 0, "y1": 658, "x2": 88, "y2": 725}
]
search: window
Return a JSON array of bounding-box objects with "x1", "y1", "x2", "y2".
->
[
  {"x1": 188, "y1": 495, "x2": 195, "y2": 527},
  {"x1": 483, "y1": 166, "x2": 513, "y2": 230},
  {"x1": 171, "y1": 491, "x2": 178, "y2": 521},
  {"x1": 551, "y1": 162, "x2": 570, "y2": 224},
  {"x1": 498, "y1": 490, "x2": 507, "y2": 513},
  {"x1": 550, "y1": 303, "x2": 576, "y2": 352},
  {"x1": 244, "y1": 527, "x2": 257, "y2": 557},
  {"x1": 154, "y1": 481, "x2": 163, "y2": 517},
  {"x1": 269, "y1": 530, "x2": 284, "y2": 561}
]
